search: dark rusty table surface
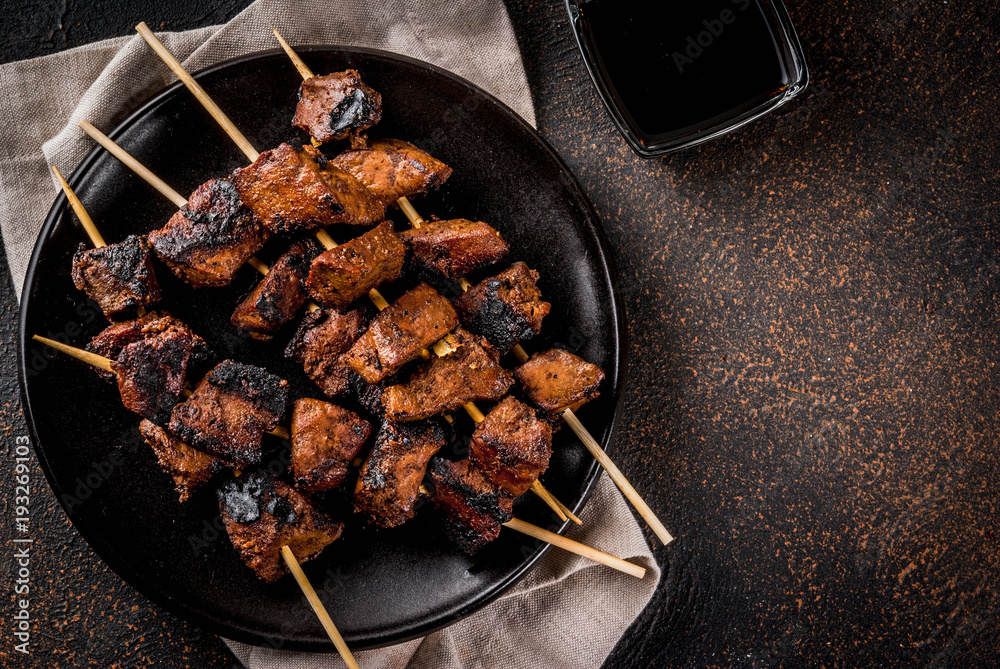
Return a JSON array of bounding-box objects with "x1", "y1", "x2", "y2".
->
[{"x1": 1, "y1": 1, "x2": 997, "y2": 666}]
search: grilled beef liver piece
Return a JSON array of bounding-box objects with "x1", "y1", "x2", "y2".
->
[
  {"x1": 293, "y1": 70, "x2": 383, "y2": 144},
  {"x1": 139, "y1": 419, "x2": 222, "y2": 502},
  {"x1": 71, "y1": 235, "x2": 161, "y2": 318},
  {"x1": 231, "y1": 143, "x2": 384, "y2": 234},
  {"x1": 231, "y1": 239, "x2": 320, "y2": 340},
  {"x1": 331, "y1": 139, "x2": 453, "y2": 208},
  {"x1": 453, "y1": 262, "x2": 550, "y2": 352},
  {"x1": 382, "y1": 328, "x2": 514, "y2": 422},
  {"x1": 290, "y1": 398, "x2": 371, "y2": 492},
  {"x1": 514, "y1": 348, "x2": 605, "y2": 417},
  {"x1": 342, "y1": 282, "x2": 458, "y2": 384},
  {"x1": 428, "y1": 457, "x2": 514, "y2": 554},
  {"x1": 87, "y1": 311, "x2": 213, "y2": 382},
  {"x1": 305, "y1": 221, "x2": 405, "y2": 311},
  {"x1": 168, "y1": 360, "x2": 288, "y2": 467},
  {"x1": 285, "y1": 307, "x2": 371, "y2": 398},
  {"x1": 400, "y1": 219, "x2": 509, "y2": 280},
  {"x1": 217, "y1": 474, "x2": 343, "y2": 583},
  {"x1": 353, "y1": 418, "x2": 447, "y2": 528},
  {"x1": 469, "y1": 396, "x2": 552, "y2": 497},
  {"x1": 113, "y1": 330, "x2": 192, "y2": 425},
  {"x1": 149, "y1": 178, "x2": 268, "y2": 288}
]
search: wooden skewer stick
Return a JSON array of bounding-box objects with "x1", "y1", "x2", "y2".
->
[
  {"x1": 78, "y1": 120, "x2": 188, "y2": 208},
  {"x1": 272, "y1": 30, "x2": 315, "y2": 80},
  {"x1": 503, "y1": 518, "x2": 645, "y2": 578},
  {"x1": 280, "y1": 545, "x2": 360, "y2": 668},
  {"x1": 395, "y1": 198, "x2": 669, "y2": 541},
  {"x1": 51, "y1": 166, "x2": 107, "y2": 248},
  {"x1": 32, "y1": 337, "x2": 290, "y2": 439},
  {"x1": 417, "y1": 486, "x2": 641, "y2": 579},
  {"x1": 32, "y1": 335, "x2": 113, "y2": 372},
  {"x1": 133, "y1": 29, "x2": 349, "y2": 287},
  {"x1": 562, "y1": 410, "x2": 672, "y2": 544},
  {"x1": 136, "y1": 23, "x2": 259, "y2": 163}
]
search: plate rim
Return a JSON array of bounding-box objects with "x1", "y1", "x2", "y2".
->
[{"x1": 16, "y1": 44, "x2": 630, "y2": 651}]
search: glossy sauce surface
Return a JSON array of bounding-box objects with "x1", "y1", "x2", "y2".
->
[{"x1": 576, "y1": 0, "x2": 791, "y2": 145}]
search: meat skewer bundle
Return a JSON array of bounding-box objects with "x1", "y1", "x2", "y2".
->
[
  {"x1": 30, "y1": 334, "x2": 644, "y2": 580},
  {"x1": 30, "y1": 22, "x2": 656, "y2": 661},
  {"x1": 271, "y1": 33, "x2": 673, "y2": 546},
  {"x1": 77, "y1": 103, "x2": 574, "y2": 523}
]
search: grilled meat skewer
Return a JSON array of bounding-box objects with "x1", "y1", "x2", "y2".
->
[
  {"x1": 71, "y1": 235, "x2": 162, "y2": 318},
  {"x1": 427, "y1": 457, "x2": 515, "y2": 554},
  {"x1": 400, "y1": 218, "x2": 509, "y2": 281},
  {"x1": 231, "y1": 239, "x2": 321, "y2": 340},
  {"x1": 353, "y1": 418, "x2": 448, "y2": 528},
  {"x1": 290, "y1": 398, "x2": 372, "y2": 492},
  {"x1": 149, "y1": 177, "x2": 269, "y2": 288},
  {"x1": 293, "y1": 69, "x2": 382, "y2": 145},
  {"x1": 331, "y1": 139, "x2": 453, "y2": 208},
  {"x1": 168, "y1": 360, "x2": 288, "y2": 468},
  {"x1": 87, "y1": 311, "x2": 213, "y2": 382},
  {"x1": 139, "y1": 419, "x2": 223, "y2": 502},
  {"x1": 514, "y1": 349, "x2": 605, "y2": 418},
  {"x1": 453, "y1": 262, "x2": 550, "y2": 353},
  {"x1": 305, "y1": 221, "x2": 406, "y2": 310},
  {"x1": 218, "y1": 473, "x2": 343, "y2": 583},
  {"x1": 382, "y1": 328, "x2": 514, "y2": 422},
  {"x1": 342, "y1": 282, "x2": 458, "y2": 385},
  {"x1": 469, "y1": 396, "x2": 553, "y2": 498},
  {"x1": 285, "y1": 307, "x2": 372, "y2": 398}
]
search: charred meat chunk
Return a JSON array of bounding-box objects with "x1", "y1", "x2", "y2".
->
[
  {"x1": 71, "y1": 235, "x2": 161, "y2": 318},
  {"x1": 113, "y1": 330, "x2": 191, "y2": 424},
  {"x1": 168, "y1": 360, "x2": 288, "y2": 467},
  {"x1": 453, "y1": 262, "x2": 550, "y2": 352},
  {"x1": 400, "y1": 219, "x2": 508, "y2": 280},
  {"x1": 293, "y1": 70, "x2": 383, "y2": 144},
  {"x1": 342, "y1": 283, "x2": 458, "y2": 384},
  {"x1": 290, "y1": 398, "x2": 371, "y2": 492},
  {"x1": 305, "y1": 221, "x2": 405, "y2": 311},
  {"x1": 428, "y1": 458, "x2": 514, "y2": 554},
  {"x1": 469, "y1": 396, "x2": 552, "y2": 497},
  {"x1": 353, "y1": 418, "x2": 447, "y2": 528},
  {"x1": 331, "y1": 139, "x2": 453, "y2": 207},
  {"x1": 87, "y1": 311, "x2": 212, "y2": 382},
  {"x1": 285, "y1": 307, "x2": 370, "y2": 398},
  {"x1": 149, "y1": 178, "x2": 268, "y2": 288},
  {"x1": 232, "y1": 143, "x2": 384, "y2": 234},
  {"x1": 139, "y1": 419, "x2": 222, "y2": 502},
  {"x1": 231, "y1": 239, "x2": 320, "y2": 340},
  {"x1": 514, "y1": 348, "x2": 605, "y2": 417},
  {"x1": 382, "y1": 328, "x2": 514, "y2": 422},
  {"x1": 348, "y1": 371, "x2": 397, "y2": 418},
  {"x1": 218, "y1": 474, "x2": 343, "y2": 583}
]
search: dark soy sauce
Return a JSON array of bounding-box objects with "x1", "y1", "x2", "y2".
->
[{"x1": 575, "y1": 0, "x2": 792, "y2": 148}]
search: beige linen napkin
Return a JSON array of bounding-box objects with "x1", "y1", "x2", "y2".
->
[{"x1": 0, "y1": 1, "x2": 661, "y2": 667}]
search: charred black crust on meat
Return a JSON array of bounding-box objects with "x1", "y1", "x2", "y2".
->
[
  {"x1": 461, "y1": 279, "x2": 537, "y2": 351},
  {"x1": 207, "y1": 360, "x2": 289, "y2": 417},
  {"x1": 71, "y1": 235, "x2": 161, "y2": 316},
  {"x1": 216, "y1": 474, "x2": 267, "y2": 525}
]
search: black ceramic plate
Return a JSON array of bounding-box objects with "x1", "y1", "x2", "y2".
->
[{"x1": 17, "y1": 47, "x2": 624, "y2": 651}]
